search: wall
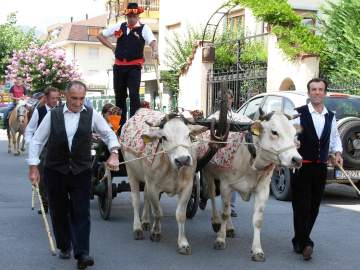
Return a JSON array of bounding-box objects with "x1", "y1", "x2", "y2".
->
[{"x1": 266, "y1": 34, "x2": 319, "y2": 92}]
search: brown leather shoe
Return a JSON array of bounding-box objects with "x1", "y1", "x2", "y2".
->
[{"x1": 302, "y1": 246, "x2": 313, "y2": 261}]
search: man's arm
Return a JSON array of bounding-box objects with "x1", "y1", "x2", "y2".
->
[
  {"x1": 27, "y1": 111, "x2": 51, "y2": 184},
  {"x1": 97, "y1": 33, "x2": 115, "y2": 53},
  {"x1": 329, "y1": 116, "x2": 343, "y2": 166},
  {"x1": 24, "y1": 109, "x2": 39, "y2": 145},
  {"x1": 92, "y1": 110, "x2": 120, "y2": 171}
]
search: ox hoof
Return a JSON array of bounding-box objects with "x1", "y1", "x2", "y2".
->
[
  {"x1": 150, "y1": 232, "x2": 161, "y2": 242},
  {"x1": 177, "y1": 245, "x2": 192, "y2": 255},
  {"x1": 251, "y1": 252, "x2": 265, "y2": 262},
  {"x1": 7, "y1": 150, "x2": 11, "y2": 154},
  {"x1": 142, "y1": 222, "x2": 151, "y2": 231},
  {"x1": 133, "y1": 229, "x2": 144, "y2": 240},
  {"x1": 213, "y1": 240, "x2": 226, "y2": 250},
  {"x1": 14, "y1": 152, "x2": 20, "y2": 156},
  {"x1": 212, "y1": 223, "x2": 221, "y2": 233},
  {"x1": 226, "y1": 229, "x2": 235, "y2": 238},
  {"x1": 21, "y1": 148, "x2": 25, "y2": 152}
]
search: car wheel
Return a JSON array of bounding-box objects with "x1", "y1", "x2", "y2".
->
[
  {"x1": 338, "y1": 119, "x2": 360, "y2": 168},
  {"x1": 271, "y1": 167, "x2": 292, "y2": 201}
]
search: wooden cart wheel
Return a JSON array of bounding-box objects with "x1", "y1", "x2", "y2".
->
[
  {"x1": 97, "y1": 162, "x2": 112, "y2": 220},
  {"x1": 186, "y1": 172, "x2": 201, "y2": 219}
]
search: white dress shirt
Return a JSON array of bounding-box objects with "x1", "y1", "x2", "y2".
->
[
  {"x1": 27, "y1": 104, "x2": 120, "y2": 166},
  {"x1": 24, "y1": 104, "x2": 51, "y2": 145},
  {"x1": 102, "y1": 21, "x2": 156, "y2": 45},
  {"x1": 293, "y1": 103, "x2": 343, "y2": 154}
]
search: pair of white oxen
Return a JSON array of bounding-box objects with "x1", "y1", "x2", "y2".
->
[{"x1": 120, "y1": 108, "x2": 302, "y2": 262}]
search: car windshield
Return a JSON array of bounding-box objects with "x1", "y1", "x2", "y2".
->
[{"x1": 325, "y1": 96, "x2": 360, "y2": 119}]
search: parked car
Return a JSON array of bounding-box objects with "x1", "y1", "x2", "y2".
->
[{"x1": 236, "y1": 91, "x2": 360, "y2": 200}]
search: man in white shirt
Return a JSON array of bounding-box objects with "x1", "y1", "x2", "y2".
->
[
  {"x1": 25, "y1": 87, "x2": 60, "y2": 214},
  {"x1": 291, "y1": 78, "x2": 343, "y2": 261},
  {"x1": 28, "y1": 81, "x2": 120, "y2": 269},
  {"x1": 97, "y1": 2, "x2": 157, "y2": 129}
]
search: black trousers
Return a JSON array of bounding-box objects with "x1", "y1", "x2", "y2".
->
[
  {"x1": 44, "y1": 168, "x2": 91, "y2": 258},
  {"x1": 291, "y1": 163, "x2": 327, "y2": 250},
  {"x1": 113, "y1": 64, "x2": 141, "y2": 127}
]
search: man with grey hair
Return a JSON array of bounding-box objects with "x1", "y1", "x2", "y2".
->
[{"x1": 28, "y1": 81, "x2": 120, "y2": 269}]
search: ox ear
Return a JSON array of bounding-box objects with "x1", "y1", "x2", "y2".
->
[
  {"x1": 141, "y1": 129, "x2": 163, "y2": 144},
  {"x1": 293, "y1": 124, "x2": 303, "y2": 134},
  {"x1": 250, "y1": 120, "x2": 262, "y2": 136},
  {"x1": 188, "y1": 124, "x2": 208, "y2": 136}
]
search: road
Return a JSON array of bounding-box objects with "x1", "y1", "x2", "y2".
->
[{"x1": 0, "y1": 131, "x2": 359, "y2": 270}]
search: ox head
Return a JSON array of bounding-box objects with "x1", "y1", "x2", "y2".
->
[
  {"x1": 142, "y1": 113, "x2": 207, "y2": 170},
  {"x1": 250, "y1": 108, "x2": 302, "y2": 169}
]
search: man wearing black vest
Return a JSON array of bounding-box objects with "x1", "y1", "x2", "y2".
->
[
  {"x1": 25, "y1": 87, "x2": 60, "y2": 214},
  {"x1": 291, "y1": 78, "x2": 343, "y2": 260},
  {"x1": 28, "y1": 81, "x2": 120, "y2": 269},
  {"x1": 97, "y1": 2, "x2": 157, "y2": 127}
]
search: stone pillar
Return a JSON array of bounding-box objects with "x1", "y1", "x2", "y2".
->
[{"x1": 178, "y1": 41, "x2": 214, "y2": 113}]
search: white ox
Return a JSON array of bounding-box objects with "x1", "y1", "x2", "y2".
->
[
  {"x1": 120, "y1": 108, "x2": 205, "y2": 255},
  {"x1": 200, "y1": 110, "x2": 302, "y2": 262}
]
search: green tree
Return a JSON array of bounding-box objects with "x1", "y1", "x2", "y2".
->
[
  {"x1": 0, "y1": 12, "x2": 41, "y2": 82},
  {"x1": 320, "y1": 0, "x2": 360, "y2": 85}
]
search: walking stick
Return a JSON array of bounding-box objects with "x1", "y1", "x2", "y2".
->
[
  {"x1": 31, "y1": 185, "x2": 35, "y2": 210},
  {"x1": 154, "y1": 59, "x2": 162, "y2": 111},
  {"x1": 34, "y1": 184, "x2": 57, "y2": 256},
  {"x1": 330, "y1": 154, "x2": 360, "y2": 196}
]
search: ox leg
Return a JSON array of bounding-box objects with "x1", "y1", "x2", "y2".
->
[
  {"x1": 176, "y1": 182, "x2": 193, "y2": 255},
  {"x1": 226, "y1": 212, "x2": 236, "y2": 238},
  {"x1": 204, "y1": 171, "x2": 221, "y2": 232},
  {"x1": 141, "y1": 184, "x2": 151, "y2": 231},
  {"x1": 214, "y1": 184, "x2": 232, "y2": 250},
  {"x1": 128, "y1": 172, "x2": 144, "y2": 240},
  {"x1": 251, "y1": 182, "x2": 270, "y2": 262},
  {"x1": 147, "y1": 183, "x2": 162, "y2": 242}
]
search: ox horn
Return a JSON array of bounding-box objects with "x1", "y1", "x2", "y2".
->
[
  {"x1": 146, "y1": 113, "x2": 180, "y2": 128},
  {"x1": 284, "y1": 113, "x2": 301, "y2": 120},
  {"x1": 259, "y1": 108, "x2": 275, "y2": 121}
]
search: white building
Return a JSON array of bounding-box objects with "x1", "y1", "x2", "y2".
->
[
  {"x1": 48, "y1": 14, "x2": 115, "y2": 95},
  {"x1": 158, "y1": 0, "x2": 328, "y2": 113}
]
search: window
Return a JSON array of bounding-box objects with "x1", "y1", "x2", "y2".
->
[
  {"x1": 88, "y1": 27, "x2": 101, "y2": 37},
  {"x1": 283, "y1": 97, "x2": 297, "y2": 116},
  {"x1": 226, "y1": 9, "x2": 245, "y2": 34},
  {"x1": 243, "y1": 96, "x2": 264, "y2": 120},
  {"x1": 262, "y1": 96, "x2": 282, "y2": 114},
  {"x1": 88, "y1": 70, "x2": 99, "y2": 76},
  {"x1": 89, "y1": 47, "x2": 99, "y2": 58}
]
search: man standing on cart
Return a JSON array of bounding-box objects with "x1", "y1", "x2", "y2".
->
[{"x1": 97, "y1": 2, "x2": 158, "y2": 128}]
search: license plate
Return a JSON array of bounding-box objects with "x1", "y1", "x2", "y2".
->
[{"x1": 335, "y1": 170, "x2": 360, "y2": 179}]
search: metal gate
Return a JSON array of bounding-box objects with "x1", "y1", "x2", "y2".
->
[{"x1": 207, "y1": 36, "x2": 268, "y2": 114}]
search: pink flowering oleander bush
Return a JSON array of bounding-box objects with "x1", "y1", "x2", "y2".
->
[{"x1": 5, "y1": 43, "x2": 81, "y2": 92}]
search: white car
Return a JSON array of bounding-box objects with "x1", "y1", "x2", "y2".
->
[{"x1": 236, "y1": 91, "x2": 360, "y2": 200}]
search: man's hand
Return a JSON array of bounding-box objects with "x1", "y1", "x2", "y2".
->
[
  {"x1": 152, "y1": 50, "x2": 158, "y2": 60},
  {"x1": 29, "y1": 165, "x2": 40, "y2": 185},
  {"x1": 106, "y1": 152, "x2": 119, "y2": 171},
  {"x1": 111, "y1": 45, "x2": 116, "y2": 54},
  {"x1": 330, "y1": 152, "x2": 343, "y2": 167}
]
